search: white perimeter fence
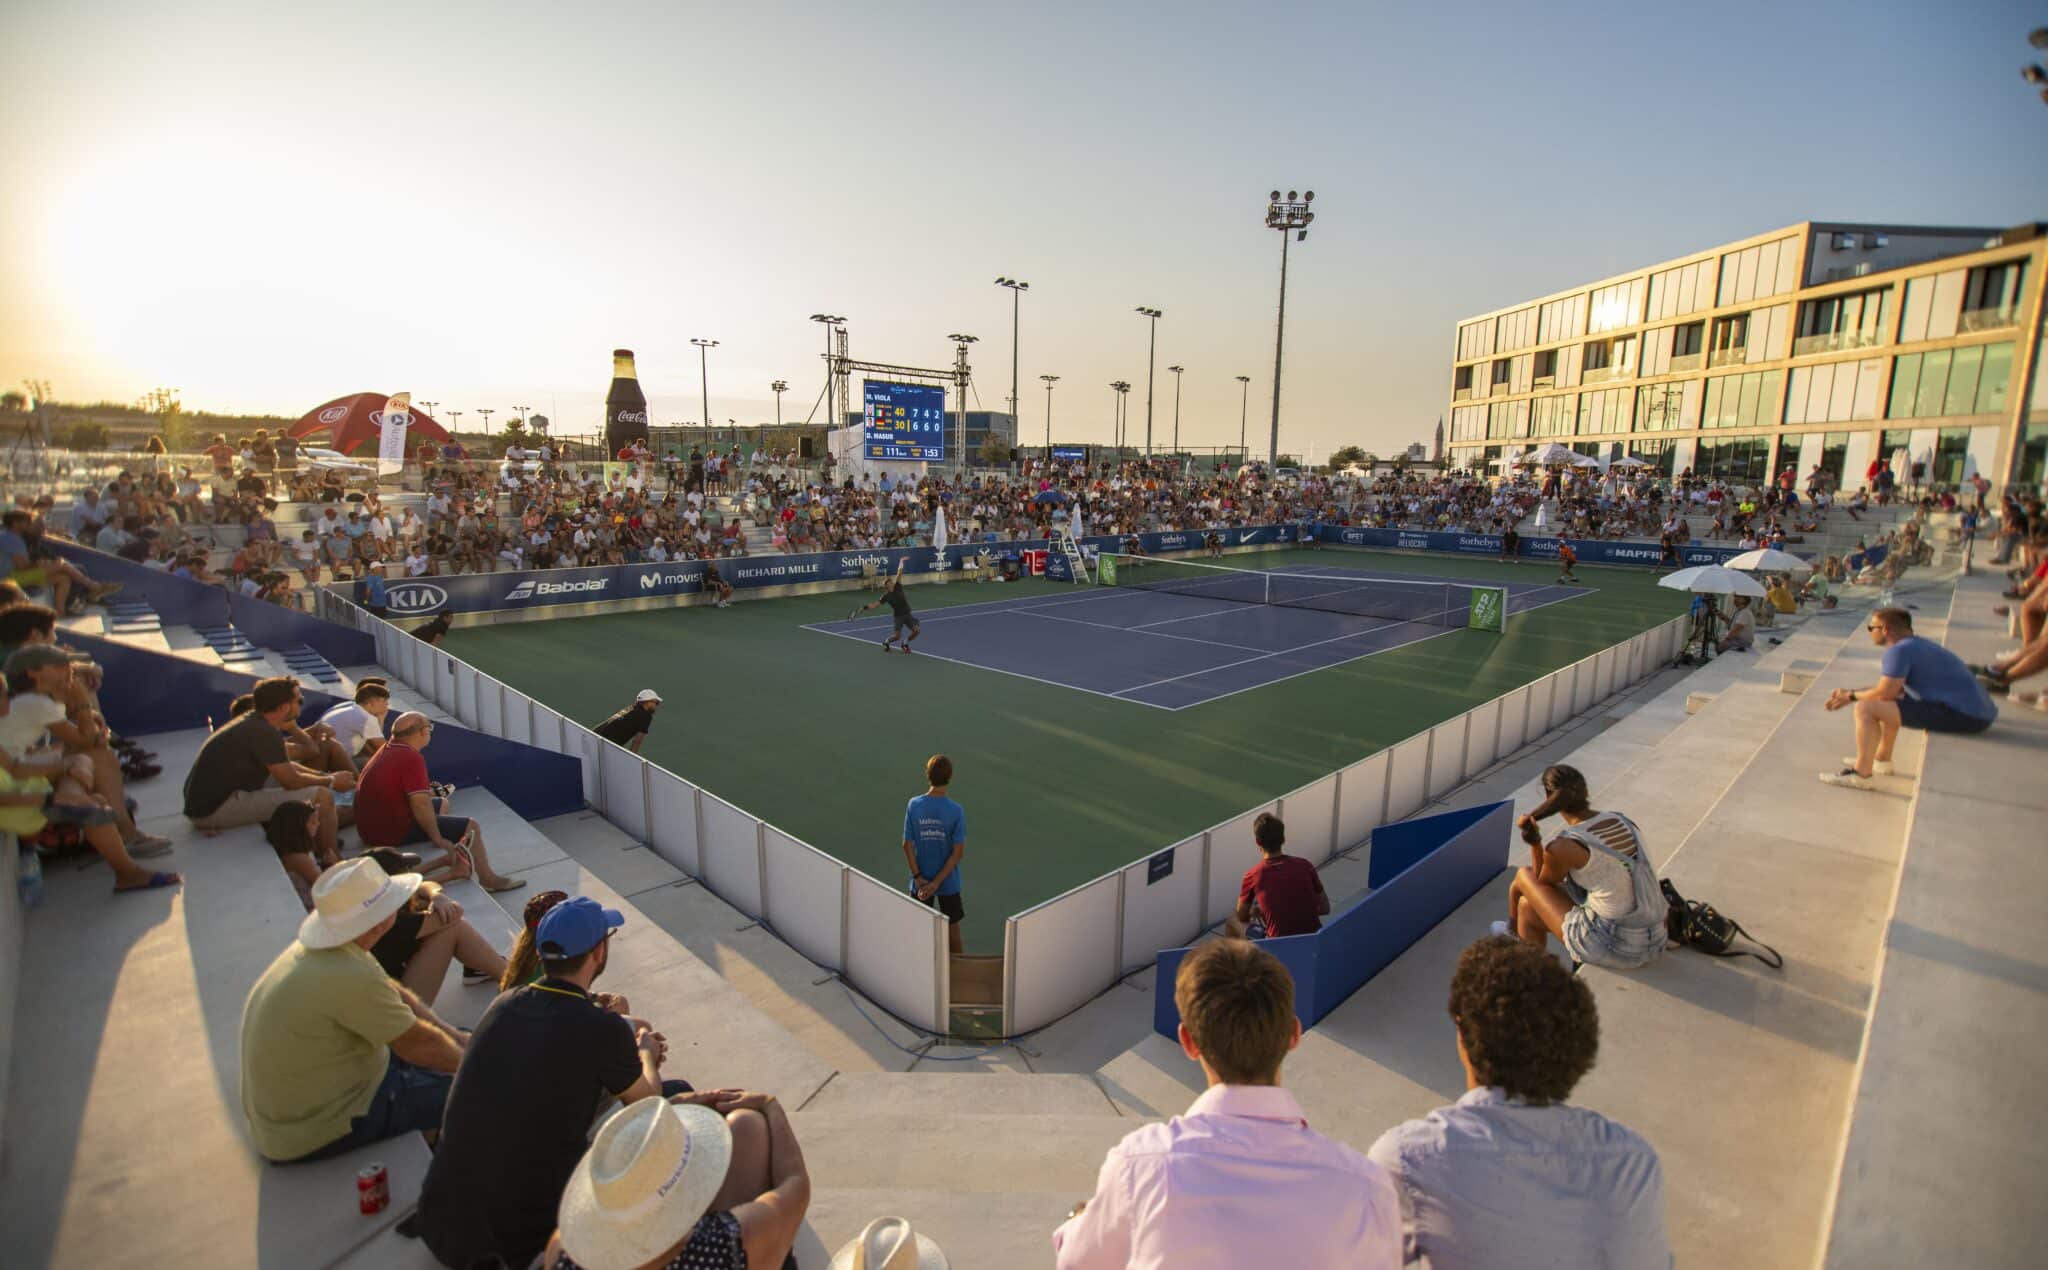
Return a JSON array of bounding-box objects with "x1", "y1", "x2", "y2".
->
[{"x1": 322, "y1": 589, "x2": 1685, "y2": 1039}]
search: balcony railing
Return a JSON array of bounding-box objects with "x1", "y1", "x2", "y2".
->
[
  {"x1": 1532, "y1": 375, "x2": 1556, "y2": 389},
  {"x1": 1453, "y1": 387, "x2": 1471, "y2": 401},
  {"x1": 1707, "y1": 347, "x2": 1748, "y2": 369},
  {"x1": 1668, "y1": 352, "x2": 1704, "y2": 374},
  {"x1": 1958, "y1": 307, "x2": 2018, "y2": 334},
  {"x1": 1791, "y1": 330, "x2": 1883, "y2": 357},
  {"x1": 1580, "y1": 364, "x2": 1626, "y2": 384}
]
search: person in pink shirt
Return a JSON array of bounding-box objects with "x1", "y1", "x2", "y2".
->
[{"x1": 1052, "y1": 939, "x2": 1401, "y2": 1269}]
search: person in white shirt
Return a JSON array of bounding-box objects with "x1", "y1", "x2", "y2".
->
[
  {"x1": 366, "y1": 513, "x2": 393, "y2": 546},
  {"x1": 406, "y1": 549, "x2": 431, "y2": 577},
  {"x1": 1718, "y1": 595, "x2": 1756, "y2": 652},
  {"x1": 94, "y1": 519, "x2": 133, "y2": 555},
  {"x1": 319, "y1": 682, "x2": 391, "y2": 765},
  {"x1": 71, "y1": 489, "x2": 109, "y2": 540}
]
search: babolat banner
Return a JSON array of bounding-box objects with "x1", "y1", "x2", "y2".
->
[{"x1": 1316, "y1": 525, "x2": 1746, "y2": 569}]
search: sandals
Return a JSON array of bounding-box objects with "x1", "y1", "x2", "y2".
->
[{"x1": 114, "y1": 870, "x2": 181, "y2": 894}]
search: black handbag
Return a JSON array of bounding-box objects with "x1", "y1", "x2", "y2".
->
[{"x1": 1660, "y1": 879, "x2": 1783, "y2": 968}]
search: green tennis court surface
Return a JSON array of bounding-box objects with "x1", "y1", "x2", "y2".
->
[{"x1": 448, "y1": 546, "x2": 1688, "y2": 952}]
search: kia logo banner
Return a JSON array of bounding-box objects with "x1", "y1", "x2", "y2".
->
[{"x1": 385, "y1": 582, "x2": 449, "y2": 615}]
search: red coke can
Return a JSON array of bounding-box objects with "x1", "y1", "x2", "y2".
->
[{"x1": 357, "y1": 1163, "x2": 390, "y2": 1215}]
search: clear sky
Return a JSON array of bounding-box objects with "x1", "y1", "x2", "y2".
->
[{"x1": 4, "y1": 0, "x2": 2045, "y2": 458}]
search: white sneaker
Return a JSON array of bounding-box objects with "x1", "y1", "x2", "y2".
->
[
  {"x1": 1819, "y1": 769, "x2": 1873, "y2": 790},
  {"x1": 1489, "y1": 920, "x2": 1513, "y2": 938},
  {"x1": 1841, "y1": 757, "x2": 1894, "y2": 776}
]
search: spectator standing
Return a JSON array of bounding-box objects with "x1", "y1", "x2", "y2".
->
[
  {"x1": 592, "y1": 689, "x2": 661, "y2": 755},
  {"x1": 417, "y1": 898, "x2": 690, "y2": 1270},
  {"x1": 239, "y1": 858, "x2": 467, "y2": 1162},
  {"x1": 1369, "y1": 936, "x2": 1672, "y2": 1269},
  {"x1": 354, "y1": 711, "x2": 524, "y2": 891},
  {"x1": 183, "y1": 676, "x2": 351, "y2": 856},
  {"x1": 902, "y1": 753, "x2": 966, "y2": 955},
  {"x1": 1822, "y1": 606, "x2": 1996, "y2": 788},
  {"x1": 1227, "y1": 812, "x2": 1329, "y2": 938},
  {"x1": 1054, "y1": 939, "x2": 1400, "y2": 1268}
]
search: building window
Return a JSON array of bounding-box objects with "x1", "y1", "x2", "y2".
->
[
  {"x1": 1931, "y1": 427, "x2": 1972, "y2": 486},
  {"x1": 1583, "y1": 339, "x2": 1612, "y2": 372},
  {"x1": 1794, "y1": 286, "x2": 1890, "y2": 356},
  {"x1": 1532, "y1": 394, "x2": 1574, "y2": 437},
  {"x1": 1694, "y1": 435, "x2": 1773, "y2": 484},
  {"x1": 1636, "y1": 382, "x2": 1686, "y2": 432},
  {"x1": 1453, "y1": 365, "x2": 1473, "y2": 399},
  {"x1": 2018, "y1": 424, "x2": 2048, "y2": 486},
  {"x1": 1708, "y1": 314, "x2": 1749, "y2": 368},
  {"x1": 1701, "y1": 370, "x2": 1783, "y2": 429},
  {"x1": 1887, "y1": 343, "x2": 2014, "y2": 419},
  {"x1": 1491, "y1": 359, "x2": 1512, "y2": 387},
  {"x1": 1533, "y1": 349, "x2": 1558, "y2": 383},
  {"x1": 1961, "y1": 260, "x2": 2028, "y2": 332},
  {"x1": 1574, "y1": 387, "x2": 1633, "y2": 435}
]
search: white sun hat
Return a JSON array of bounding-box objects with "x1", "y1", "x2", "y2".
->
[
  {"x1": 829, "y1": 1217, "x2": 952, "y2": 1270},
  {"x1": 557, "y1": 1097, "x2": 734, "y2": 1270},
  {"x1": 298, "y1": 857, "x2": 421, "y2": 949}
]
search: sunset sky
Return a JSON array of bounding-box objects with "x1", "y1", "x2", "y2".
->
[{"x1": 4, "y1": 0, "x2": 2045, "y2": 458}]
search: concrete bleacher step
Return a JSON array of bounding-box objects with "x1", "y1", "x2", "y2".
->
[
  {"x1": 798, "y1": 1070, "x2": 1122, "y2": 1117},
  {"x1": 791, "y1": 1111, "x2": 1140, "y2": 1193}
]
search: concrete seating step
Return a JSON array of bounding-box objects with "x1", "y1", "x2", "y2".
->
[
  {"x1": 790, "y1": 1111, "x2": 1142, "y2": 1195},
  {"x1": 801, "y1": 1186, "x2": 1080, "y2": 1270},
  {"x1": 799, "y1": 1070, "x2": 1123, "y2": 1118}
]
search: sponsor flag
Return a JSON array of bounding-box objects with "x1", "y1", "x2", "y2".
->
[
  {"x1": 1467, "y1": 586, "x2": 1507, "y2": 634},
  {"x1": 378, "y1": 392, "x2": 411, "y2": 478}
]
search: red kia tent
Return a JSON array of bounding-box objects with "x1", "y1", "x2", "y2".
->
[{"x1": 287, "y1": 392, "x2": 453, "y2": 456}]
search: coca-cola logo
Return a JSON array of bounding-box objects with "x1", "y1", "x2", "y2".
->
[
  {"x1": 318, "y1": 405, "x2": 348, "y2": 424},
  {"x1": 614, "y1": 409, "x2": 648, "y2": 425}
]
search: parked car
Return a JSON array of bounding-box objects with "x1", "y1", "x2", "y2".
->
[{"x1": 301, "y1": 447, "x2": 377, "y2": 479}]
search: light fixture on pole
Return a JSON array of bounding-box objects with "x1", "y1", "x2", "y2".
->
[
  {"x1": 420, "y1": 400, "x2": 439, "y2": 422},
  {"x1": 1167, "y1": 365, "x2": 1184, "y2": 455},
  {"x1": 995, "y1": 278, "x2": 1029, "y2": 441},
  {"x1": 810, "y1": 313, "x2": 846, "y2": 432},
  {"x1": 477, "y1": 407, "x2": 494, "y2": 437},
  {"x1": 1039, "y1": 374, "x2": 1059, "y2": 452},
  {"x1": 514, "y1": 404, "x2": 530, "y2": 428},
  {"x1": 1135, "y1": 306, "x2": 1162, "y2": 459},
  {"x1": 1110, "y1": 380, "x2": 1131, "y2": 455},
  {"x1": 947, "y1": 333, "x2": 978, "y2": 473},
  {"x1": 1263, "y1": 188, "x2": 1316, "y2": 467},
  {"x1": 770, "y1": 380, "x2": 788, "y2": 429},
  {"x1": 447, "y1": 409, "x2": 463, "y2": 432},
  {"x1": 1234, "y1": 375, "x2": 1251, "y2": 464},
  {"x1": 690, "y1": 338, "x2": 719, "y2": 443}
]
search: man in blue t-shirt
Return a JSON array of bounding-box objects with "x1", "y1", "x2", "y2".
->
[
  {"x1": 901, "y1": 753, "x2": 966, "y2": 953},
  {"x1": 1821, "y1": 606, "x2": 1995, "y2": 789}
]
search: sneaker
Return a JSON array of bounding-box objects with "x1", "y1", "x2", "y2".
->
[
  {"x1": 880, "y1": 641, "x2": 893, "y2": 653},
  {"x1": 462, "y1": 968, "x2": 494, "y2": 985},
  {"x1": 127, "y1": 834, "x2": 176, "y2": 858},
  {"x1": 1489, "y1": 920, "x2": 1513, "y2": 938},
  {"x1": 900, "y1": 644, "x2": 915, "y2": 654},
  {"x1": 1841, "y1": 757, "x2": 1895, "y2": 776},
  {"x1": 1819, "y1": 769, "x2": 1873, "y2": 790}
]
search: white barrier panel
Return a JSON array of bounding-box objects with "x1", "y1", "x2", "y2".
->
[
  {"x1": 1280, "y1": 774, "x2": 1339, "y2": 863},
  {"x1": 1205, "y1": 804, "x2": 1276, "y2": 926},
  {"x1": 1572, "y1": 657, "x2": 1598, "y2": 714},
  {"x1": 1336, "y1": 751, "x2": 1389, "y2": 852},
  {"x1": 410, "y1": 638, "x2": 429, "y2": 695},
  {"x1": 1621, "y1": 635, "x2": 1643, "y2": 686},
  {"x1": 845, "y1": 871, "x2": 945, "y2": 1033},
  {"x1": 567, "y1": 724, "x2": 604, "y2": 810},
  {"x1": 1662, "y1": 617, "x2": 1684, "y2": 661},
  {"x1": 478, "y1": 677, "x2": 504, "y2": 737},
  {"x1": 698, "y1": 792, "x2": 764, "y2": 918},
  {"x1": 1117, "y1": 832, "x2": 1206, "y2": 975},
  {"x1": 1385, "y1": 734, "x2": 1430, "y2": 822},
  {"x1": 1595, "y1": 647, "x2": 1618, "y2": 701},
  {"x1": 434, "y1": 652, "x2": 457, "y2": 712},
  {"x1": 763, "y1": 826, "x2": 846, "y2": 971},
  {"x1": 1546, "y1": 668, "x2": 1575, "y2": 731},
  {"x1": 1464, "y1": 696, "x2": 1501, "y2": 775},
  {"x1": 1497, "y1": 684, "x2": 1531, "y2": 755},
  {"x1": 1007, "y1": 874, "x2": 1122, "y2": 1034},
  {"x1": 647, "y1": 769, "x2": 700, "y2": 875},
  {"x1": 1426, "y1": 715, "x2": 1468, "y2": 800},
  {"x1": 600, "y1": 745, "x2": 649, "y2": 841},
  {"x1": 454, "y1": 664, "x2": 479, "y2": 728},
  {"x1": 502, "y1": 690, "x2": 533, "y2": 746},
  {"x1": 531, "y1": 703, "x2": 567, "y2": 755}
]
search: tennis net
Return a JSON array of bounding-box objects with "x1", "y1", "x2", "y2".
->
[{"x1": 1097, "y1": 553, "x2": 1505, "y2": 630}]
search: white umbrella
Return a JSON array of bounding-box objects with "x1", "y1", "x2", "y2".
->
[
  {"x1": 1523, "y1": 441, "x2": 1579, "y2": 466},
  {"x1": 933, "y1": 503, "x2": 948, "y2": 554},
  {"x1": 1068, "y1": 503, "x2": 1083, "y2": 541},
  {"x1": 1610, "y1": 455, "x2": 1651, "y2": 469},
  {"x1": 1658, "y1": 565, "x2": 1767, "y2": 597},
  {"x1": 1724, "y1": 547, "x2": 1813, "y2": 575},
  {"x1": 1571, "y1": 454, "x2": 1601, "y2": 468}
]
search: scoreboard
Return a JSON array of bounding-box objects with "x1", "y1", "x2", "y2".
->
[
  {"x1": 863, "y1": 380, "x2": 947, "y2": 461},
  {"x1": 1050, "y1": 446, "x2": 1088, "y2": 463}
]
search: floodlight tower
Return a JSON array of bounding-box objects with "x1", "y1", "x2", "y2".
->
[
  {"x1": 1039, "y1": 374, "x2": 1060, "y2": 452},
  {"x1": 1234, "y1": 375, "x2": 1251, "y2": 465},
  {"x1": 995, "y1": 278, "x2": 1029, "y2": 443},
  {"x1": 771, "y1": 380, "x2": 788, "y2": 429},
  {"x1": 1264, "y1": 188, "x2": 1316, "y2": 467},
  {"x1": 1167, "y1": 365, "x2": 1185, "y2": 455},
  {"x1": 691, "y1": 338, "x2": 719, "y2": 444},
  {"x1": 1110, "y1": 380, "x2": 1131, "y2": 455},
  {"x1": 947, "y1": 333, "x2": 978, "y2": 475},
  {"x1": 810, "y1": 313, "x2": 845, "y2": 433},
  {"x1": 1135, "y1": 306, "x2": 1162, "y2": 458}
]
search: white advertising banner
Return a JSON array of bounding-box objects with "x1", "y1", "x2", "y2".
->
[{"x1": 378, "y1": 392, "x2": 411, "y2": 477}]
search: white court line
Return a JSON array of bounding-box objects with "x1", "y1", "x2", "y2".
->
[
  {"x1": 1011, "y1": 607, "x2": 1270, "y2": 652},
  {"x1": 817, "y1": 584, "x2": 1143, "y2": 633},
  {"x1": 801, "y1": 623, "x2": 1178, "y2": 710},
  {"x1": 1112, "y1": 617, "x2": 1407, "y2": 697}
]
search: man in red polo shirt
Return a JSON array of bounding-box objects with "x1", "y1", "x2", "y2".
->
[
  {"x1": 355, "y1": 712, "x2": 525, "y2": 893},
  {"x1": 1228, "y1": 813, "x2": 1329, "y2": 938}
]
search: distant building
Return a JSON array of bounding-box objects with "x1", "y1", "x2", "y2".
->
[{"x1": 1445, "y1": 221, "x2": 2047, "y2": 489}]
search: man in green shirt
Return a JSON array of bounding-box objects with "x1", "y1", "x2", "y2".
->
[{"x1": 239, "y1": 857, "x2": 467, "y2": 1162}]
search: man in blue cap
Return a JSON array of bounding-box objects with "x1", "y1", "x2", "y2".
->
[{"x1": 416, "y1": 896, "x2": 693, "y2": 1270}]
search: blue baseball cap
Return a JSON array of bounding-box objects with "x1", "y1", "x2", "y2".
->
[{"x1": 535, "y1": 896, "x2": 625, "y2": 958}]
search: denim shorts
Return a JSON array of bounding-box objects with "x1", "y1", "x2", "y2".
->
[
  {"x1": 1896, "y1": 698, "x2": 1993, "y2": 735},
  {"x1": 1562, "y1": 907, "x2": 1667, "y2": 970},
  {"x1": 286, "y1": 1058, "x2": 451, "y2": 1163}
]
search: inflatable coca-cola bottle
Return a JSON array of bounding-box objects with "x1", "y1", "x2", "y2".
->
[{"x1": 604, "y1": 349, "x2": 650, "y2": 458}]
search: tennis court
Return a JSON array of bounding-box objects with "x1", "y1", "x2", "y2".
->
[{"x1": 804, "y1": 560, "x2": 1585, "y2": 709}]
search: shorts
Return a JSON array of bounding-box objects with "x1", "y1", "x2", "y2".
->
[
  {"x1": 1561, "y1": 906, "x2": 1666, "y2": 970},
  {"x1": 893, "y1": 615, "x2": 920, "y2": 636},
  {"x1": 393, "y1": 813, "x2": 472, "y2": 848},
  {"x1": 1896, "y1": 698, "x2": 1994, "y2": 734},
  {"x1": 13, "y1": 567, "x2": 47, "y2": 587},
  {"x1": 189, "y1": 783, "x2": 324, "y2": 831},
  {"x1": 921, "y1": 890, "x2": 964, "y2": 923}
]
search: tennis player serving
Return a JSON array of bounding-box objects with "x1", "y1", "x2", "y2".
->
[{"x1": 855, "y1": 559, "x2": 922, "y2": 653}]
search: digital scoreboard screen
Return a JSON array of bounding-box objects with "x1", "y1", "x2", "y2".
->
[
  {"x1": 863, "y1": 380, "x2": 947, "y2": 461},
  {"x1": 1050, "y1": 446, "x2": 1088, "y2": 462}
]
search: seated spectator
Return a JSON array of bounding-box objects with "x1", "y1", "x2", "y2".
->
[
  {"x1": 418, "y1": 897, "x2": 691, "y2": 1269},
  {"x1": 320, "y1": 679, "x2": 393, "y2": 765},
  {"x1": 354, "y1": 711, "x2": 524, "y2": 892},
  {"x1": 1716, "y1": 594, "x2": 1755, "y2": 652},
  {"x1": 1368, "y1": 935, "x2": 1672, "y2": 1268},
  {"x1": 2, "y1": 509, "x2": 120, "y2": 614},
  {"x1": 184, "y1": 677, "x2": 352, "y2": 856},
  {"x1": 369, "y1": 871, "x2": 506, "y2": 1005},
  {"x1": 540, "y1": 1090, "x2": 811, "y2": 1270},
  {"x1": 1497, "y1": 764, "x2": 1667, "y2": 969},
  {"x1": 1226, "y1": 811, "x2": 1329, "y2": 938},
  {"x1": 264, "y1": 798, "x2": 418, "y2": 908},
  {"x1": 4, "y1": 644, "x2": 170, "y2": 854},
  {"x1": 239, "y1": 858, "x2": 467, "y2": 1163},
  {"x1": 1823, "y1": 607, "x2": 1996, "y2": 789},
  {"x1": 1053, "y1": 939, "x2": 1400, "y2": 1267},
  {"x1": 1764, "y1": 575, "x2": 1797, "y2": 615}
]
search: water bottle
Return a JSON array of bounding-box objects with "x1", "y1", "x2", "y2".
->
[
  {"x1": 18, "y1": 846, "x2": 44, "y2": 909},
  {"x1": 1879, "y1": 585, "x2": 1894, "y2": 608}
]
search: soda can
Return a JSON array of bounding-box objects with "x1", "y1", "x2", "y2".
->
[{"x1": 357, "y1": 1163, "x2": 390, "y2": 1215}]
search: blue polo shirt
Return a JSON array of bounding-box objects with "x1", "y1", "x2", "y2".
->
[
  {"x1": 903, "y1": 793, "x2": 965, "y2": 896},
  {"x1": 1881, "y1": 636, "x2": 1996, "y2": 722}
]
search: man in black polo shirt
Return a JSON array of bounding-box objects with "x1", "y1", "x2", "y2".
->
[
  {"x1": 415, "y1": 897, "x2": 690, "y2": 1270},
  {"x1": 592, "y1": 689, "x2": 661, "y2": 754}
]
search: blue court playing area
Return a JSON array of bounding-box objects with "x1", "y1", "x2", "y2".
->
[{"x1": 803, "y1": 561, "x2": 1586, "y2": 709}]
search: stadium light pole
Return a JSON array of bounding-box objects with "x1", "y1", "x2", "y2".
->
[
  {"x1": 810, "y1": 313, "x2": 845, "y2": 434},
  {"x1": 947, "y1": 333, "x2": 978, "y2": 475},
  {"x1": 514, "y1": 403, "x2": 530, "y2": 428},
  {"x1": 1234, "y1": 375, "x2": 1251, "y2": 465},
  {"x1": 996, "y1": 278, "x2": 1028, "y2": 443},
  {"x1": 691, "y1": 338, "x2": 719, "y2": 445},
  {"x1": 477, "y1": 407, "x2": 494, "y2": 439},
  {"x1": 420, "y1": 401, "x2": 439, "y2": 427},
  {"x1": 1039, "y1": 374, "x2": 1059, "y2": 453},
  {"x1": 1167, "y1": 365, "x2": 1184, "y2": 456},
  {"x1": 1264, "y1": 189, "x2": 1315, "y2": 468},
  {"x1": 447, "y1": 410, "x2": 463, "y2": 434},
  {"x1": 1135, "y1": 306, "x2": 1162, "y2": 459},
  {"x1": 1111, "y1": 380, "x2": 1131, "y2": 457},
  {"x1": 770, "y1": 380, "x2": 788, "y2": 429}
]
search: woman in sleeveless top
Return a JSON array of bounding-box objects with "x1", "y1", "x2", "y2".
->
[{"x1": 1502, "y1": 765, "x2": 1668, "y2": 969}]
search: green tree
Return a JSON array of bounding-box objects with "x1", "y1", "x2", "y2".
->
[
  {"x1": 979, "y1": 433, "x2": 1013, "y2": 466},
  {"x1": 0, "y1": 391, "x2": 25, "y2": 414},
  {"x1": 1328, "y1": 445, "x2": 1369, "y2": 470}
]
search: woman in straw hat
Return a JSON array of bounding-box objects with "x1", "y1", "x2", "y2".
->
[
  {"x1": 828, "y1": 1217, "x2": 950, "y2": 1270},
  {"x1": 543, "y1": 1090, "x2": 811, "y2": 1270}
]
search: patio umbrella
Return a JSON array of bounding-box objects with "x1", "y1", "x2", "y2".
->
[
  {"x1": 1523, "y1": 441, "x2": 1580, "y2": 466},
  {"x1": 1571, "y1": 454, "x2": 1602, "y2": 468},
  {"x1": 1724, "y1": 547, "x2": 1813, "y2": 574},
  {"x1": 1032, "y1": 488, "x2": 1067, "y2": 504},
  {"x1": 1069, "y1": 503, "x2": 1084, "y2": 540},
  {"x1": 933, "y1": 504, "x2": 948, "y2": 555},
  {"x1": 1610, "y1": 455, "x2": 1651, "y2": 469},
  {"x1": 1657, "y1": 565, "x2": 1766, "y2": 597}
]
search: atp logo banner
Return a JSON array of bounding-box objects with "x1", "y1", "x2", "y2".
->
[{"x1": 1467, "y1": 586, "x2": 1507, "y2": 634}]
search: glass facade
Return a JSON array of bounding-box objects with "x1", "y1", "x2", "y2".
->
[
  {"x1": 1701, "y1": 370, "x2": 1783, "y2": 429},
  {"x1": 1636, "y1": 382, "x2": 1686, "y2": 431},
  {"x1": 1887, "y1": 343, "x2": 2013, "y2": 419},
  {"x1": 1693, "y1": 435, "x2": 1773, "y2": 483}
]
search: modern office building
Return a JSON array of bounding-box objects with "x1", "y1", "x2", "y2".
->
[{"x1": 1445, "y1": 221, "x2": 2048, "y2": 491}]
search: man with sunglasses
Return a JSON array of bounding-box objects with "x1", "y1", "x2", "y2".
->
[
  {"x1": 354, "y1": 711, "x2": 525, "y2": 892},
  {"x1": 185, "y1": 676, "x2": 351, "y2": 858},
  {"x1": 1821, "y1": 607, "x2": 1995, "y2": 790}
]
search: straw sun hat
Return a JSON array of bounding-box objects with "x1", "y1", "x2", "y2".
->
[
  {"x1": 557, "y1": 1097, "x2": 734, "y2": 1270},
  {"x1": 297, "y1": 857, "x2": 421, "y2": 949},
  {"x1": 829, "y1": 1217, "x2": 951, "y2": 1270}
]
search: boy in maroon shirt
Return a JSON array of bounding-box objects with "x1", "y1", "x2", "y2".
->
[{"x1": 1228, "y1": 813, "x2": 1330, "y2": 938}]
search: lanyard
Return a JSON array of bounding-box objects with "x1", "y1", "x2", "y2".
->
[{"x1": 529, "y1": 982, "x2": 587, "y2": 1002}]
